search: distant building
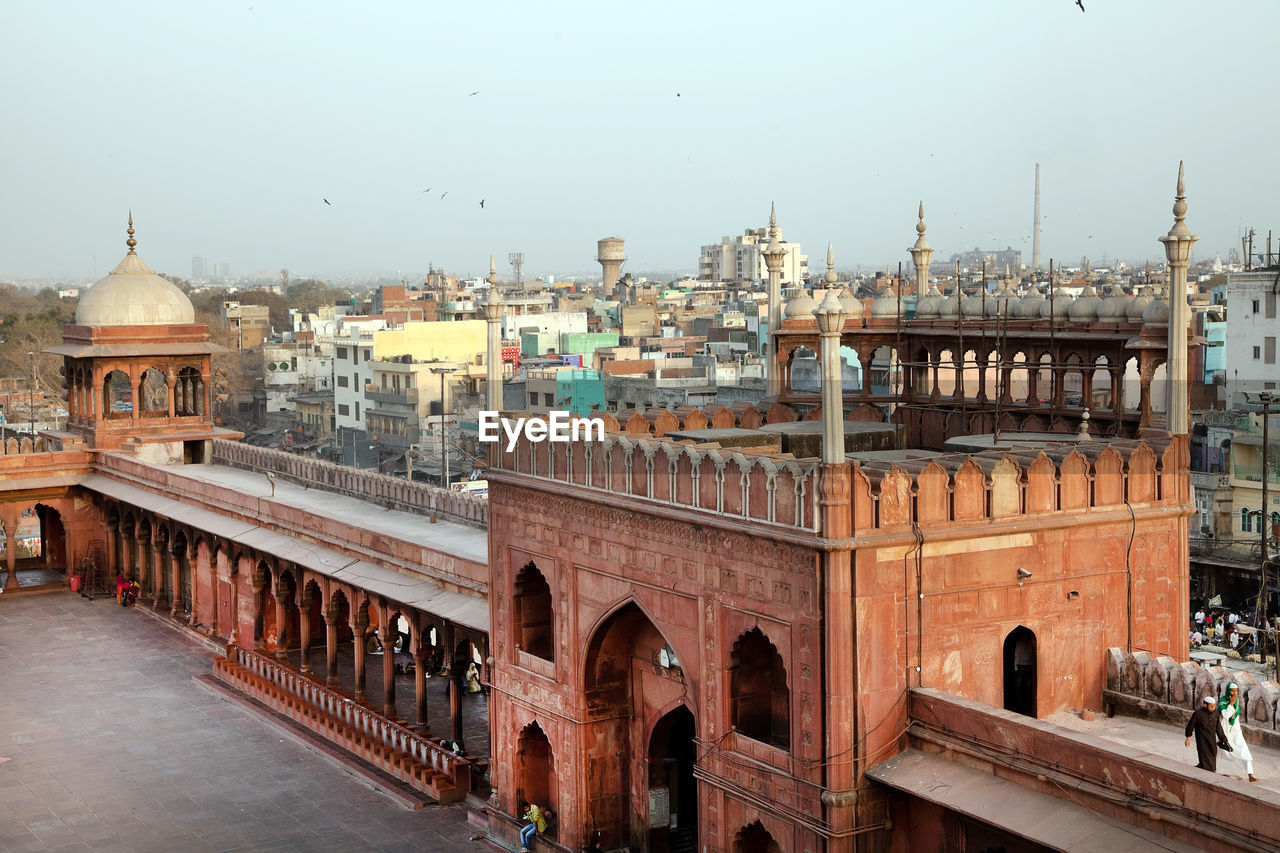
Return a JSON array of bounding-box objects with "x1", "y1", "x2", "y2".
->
[
  {"x1": 1222, "y1": 268, "x2": 1279, "y2": 405},
  {"x1": 948, "y1": 246, "x2": 1022, "y2": 272},
  {"x1": 213, "y1": 261, "x2": 231, "y2": 280},
  {"x1": 191, "y1": 255, "x2": 208, "y2": 280},
  {"x1": 222, "y1": 301, "x2": 270, "y2": 350},
  {"x1": 699, "y1": 226, "x2": 806, "y2": 284}
]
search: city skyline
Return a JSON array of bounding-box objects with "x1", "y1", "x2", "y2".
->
[{"x1": 4, "y1": 1, "x2": 1277, "y2": 281}]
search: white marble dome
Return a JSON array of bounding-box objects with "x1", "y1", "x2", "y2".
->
[
  {"x1": 784, "y1": 288, "x2": 819, "y2": 320},
  {"x1": 915, "y1": 285, "x2": 944, "y2": 319},
  {"x1": 1013, "y1": 286, "x2": 1045, "y2": 318},
  {"x1": 1126, "y1": 285, "x2": 1153, "y2": 321},
  {"x1": 1143, "y1": 290, "x2": 1170, "y2": 327},
  {"x1": 869, "y1": 288, "x2": 899, "y2": 318},
  {"x1": 1097, "y1": 283, "x2": 1131, "y2": 321},
  {"x1": 1069, "y1": 284, "x2": 1102, "y2": 321},
  {"x1": 76, "y1": 251, "x2": 195, "y2": 327},
  {"x1": 1040, "y1": 287, "x2": 1074, "y2": 319}
]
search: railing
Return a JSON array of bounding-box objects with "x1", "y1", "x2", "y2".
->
[
  {"x1": 224, "y1": 644, "x2": 472, "y2": 796},
  {"x1": 211, "y1": 439, "x2": 488, "y2": 528}
]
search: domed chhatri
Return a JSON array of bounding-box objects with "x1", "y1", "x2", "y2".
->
[{"x1": 75, "y1": 215, "x2": 195, "y2": 327}]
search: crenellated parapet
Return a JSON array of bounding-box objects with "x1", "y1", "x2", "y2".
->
[{"x1": 491, "y1": 428, "x2": 822, "y2": 532}]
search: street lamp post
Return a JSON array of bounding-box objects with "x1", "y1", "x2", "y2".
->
[{"x1": 1252, "y1": 391, "x2": 1277, "y2": 681}]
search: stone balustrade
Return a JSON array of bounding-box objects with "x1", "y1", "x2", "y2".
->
[
  {"x1": 1105, "y1": 647, "x2": 1280, "y2": 749},
  {"x1": 211, "y1": 439, "x2": 487, "y2": 529}
]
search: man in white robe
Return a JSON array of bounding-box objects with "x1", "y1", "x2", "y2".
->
[{"x1": 1219, "y1": 682, "x2": 1257, "y2": 782}]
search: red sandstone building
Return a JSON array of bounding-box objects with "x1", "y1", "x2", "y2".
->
[
  {"x1": 3, "y1": 187, "x2": 1278, "y2": 853},
  {"x1": 481, "y1": 175, "x2": 1280, "y2": 852}
]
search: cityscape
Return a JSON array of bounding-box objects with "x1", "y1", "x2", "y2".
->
[{"x1": 2, "y1": 2, "x2": 1279, "y2": 853}]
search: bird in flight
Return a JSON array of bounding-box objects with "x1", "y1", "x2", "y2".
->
[
  {"x1": 422, "y1": 187, "x2": 432, "y2": 193},
  {"x1": 479, "y1": 199, "x2": 485, "y2": 209},
  {"x1": 440, "y1": 192, "x2": 448, "y2": 199},
  {"x1": 1076, "y1": 0, "x2": 1084, "y2": 10},
  {"x1": 470, "y1": 91, "x2": 480, "y2": 96},
  {"x1": 323, "y1": 198, "x2": 331, "y2": 205}
]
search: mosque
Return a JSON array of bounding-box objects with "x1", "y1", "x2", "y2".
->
[{"x1": 3, "y1": 169, "x2": 1278, "y2": 853}]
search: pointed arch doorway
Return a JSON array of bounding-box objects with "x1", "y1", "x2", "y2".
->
[
  {"x1": 1003, "y1": 626, "x2": 1037, "y2": 717},
  {"x1": 583, "y1": 602, "x2": 694, "y2": 852}
]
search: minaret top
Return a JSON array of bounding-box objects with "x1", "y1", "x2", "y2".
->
[
  {"x1": 1167, "y1": 160, "x2": 1190, "y2": 239},
  {"x1": 126, "y1": 211, "x2": 137, "y2": 254},
  {"x1": 487, "y1": 253, "x2": 498, "y2": 287},
  {"x1": 912, "y1": 202, "x2": 931, "y2": 251},
  {"x1": 825, "y1": 243, "x2": 838, "y2": 286}
]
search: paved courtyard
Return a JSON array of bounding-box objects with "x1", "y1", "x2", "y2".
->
[{"x1": 0, "y1": 589, "x2": 492, "y2": 852}]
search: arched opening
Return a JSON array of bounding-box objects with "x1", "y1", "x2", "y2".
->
[
  {"x1": 514, "y1": 562, "x2": 553, "y2": 661},
  {"x1": 911, "y1": 347, "x2": 932, "y2": 396},
  {"x1": 1062, "y1": 354, "x2": 1084, "y2": 408},
  {"x1": 647, "y1": 705, "x2": 697, "y2": 853},
  {"x1": 734, "y1": 820, "x2": 781, "y2": 853},
  {"x1": 1038, "y1": 352, "x2": 1055, "y2": 405},
  {"x1": 516, "y1": 721, "x2": 557, "y2": 832},
  {"x1": 937, "y1": 349, "x2": 956, "y2": 396},
  {"x1": 1123, "y1": 357, "x2": 1141, "y2": 412},
  {"x1": 1003, "y1": 626, "x2": 1037, "y2": 717},
  {"x1": 789, "y1": 345, "x2": 817, "y2": 394},
  {"x1": 1151, "y1": 362, "x2": 1169, "y2": 416},
  {"x1": 103, "y1": 369, "x2": 132, "y2": 419},
  {"x1": 176, "y1": 366, "x2": 203, "y2": 417},
  {"x1": 140, "y1": 367, "x2": 168, "y2": 417},
  {"x1": 171, "y1": 529, "x2": 192, "y2": 615},
  {"x1": 582, "y1": 603, "x2": 687, "y2": 850},
  {"x1": 1091, "y1": 355, "x2": 1113, "y2": 410},
  {"x1": 730, "y1": 628, "x2": 790, "y2": 748}
]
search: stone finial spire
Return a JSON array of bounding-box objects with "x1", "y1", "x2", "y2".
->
[
  {"x1": 825, "y1": 243, "x2": 837, "y2": 286},
  {"x1": 1158, "y1": 160, "x2": 1197, "y2": 436},
  {"x1": 487, "y1": 253, "x2": 498, "y2": 287},
  {"x1": 1167, "y1": 160, "x2": 1190, "y2": 239},
  {"x1": 916, "y1": 201, "x2": 926, "y2": 237},
  {"x1": 769, "y1": 201, "x2": 777, "y2": 232},
  {"x1": 126, "y1": 211, "x2": 137, "y2": 254},
  {"x1": 764, "y1": 203, "x2": 788, "y2": 399},
  {"x1": 908, "y1": 202, "x2": 934, "y2": 303}
]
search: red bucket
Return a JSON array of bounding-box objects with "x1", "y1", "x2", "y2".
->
[{"x1": 69, "y1": 575, "x2": 81, "y2": 593}]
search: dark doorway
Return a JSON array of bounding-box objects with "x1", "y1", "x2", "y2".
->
[
  {"x1": 647, "y1": 706, "x2": 697, "y2": 853},
  {"x1": 1003, "y1": 626, "x2": 1037, "y2": 717},
  {"x1": 734, "y1": 820, "x2": 781, "y2": 853}
]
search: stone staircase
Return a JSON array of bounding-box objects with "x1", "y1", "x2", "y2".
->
[{"x1": 211, "y1": 645, "x2": 470, "y2": 804}]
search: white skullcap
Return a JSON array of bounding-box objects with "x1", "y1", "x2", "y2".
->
[{"x1": 1204, "y1": 696, "x2": 1216, "y2": 704}]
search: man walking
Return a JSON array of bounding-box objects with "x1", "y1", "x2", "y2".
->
[
  {"x1": 1219, "y1": 683, "x2": 1257, "y2": 782},
  {"x1": 1185, "y1": 696, "x2": 1231, "y2": 772}
]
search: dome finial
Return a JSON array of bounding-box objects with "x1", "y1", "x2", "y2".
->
[
  {"x1": 488, "y1": 253, "x2": 498, "y2": 286},
  {"x1": 126, "y1": 211, "x2": 137, "y2": 254},
  {"x1": 824, "y1": 243, "x2": 838, "y2": 286},
  {"x1": 1167, "y1": 160, "x2": 1190, "y2": 238},
  {"x1": 769, "y1": 201, "x2": 776, "y2": 230}
]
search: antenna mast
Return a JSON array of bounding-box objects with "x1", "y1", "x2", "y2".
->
[{"x1": 508, "y1": 253, "x2": 524, "y2": 290}]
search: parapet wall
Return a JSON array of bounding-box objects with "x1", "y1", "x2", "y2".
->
[
  {"x1": 211, "y1": 439, "x2": 487, "y2": 529},
  {"x1": 493, "y1": 430, "x2": 821, "y2": 533},
  {"x1": 849, "y1": 436, "x2": 1182, "y2": 531},
  {"x1": 1105, "y1": 648, "x2": 1280, "y2": 745}
]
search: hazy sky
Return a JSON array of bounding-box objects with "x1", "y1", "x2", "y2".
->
[{"x1": 4, "y1": 1, "x2": 1277, "y2": 283}]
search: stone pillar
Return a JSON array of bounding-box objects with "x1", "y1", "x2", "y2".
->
[
  {"x1": 413, "y1": 643, "x2": 430, "y2": 732},
  {"x1": 324, "y1": 604, "x2": 340, "y2": 687},
  {"x1": 352, "y1": 603, "x2": 369, "y2": 703},
  {"x1": 2, "y1": 504, "x2": 17, "y2": 592},
  {"x1": 763, "y1": 204, "x2": 788, "y2": 398},
  {"x1": 818, "y1": 463, "x2": 855, "y2": 847},
  {"x1": 1159, "y1": 162, "x2": 1197, "y2": 436},
  {"x1": 117, "y1": 524, "x2": 133, "y2": 580},
  {"x1": 169, "y1": 542, "x2": 182, "y2": 619},
  {"x1": 151, "y1": 536, "x2": 167, "y2": 611},
  {"x1": 136, "y1": 530, "x2": 150, "y2": 596},
  {"x1": 381, "y1": 615, "x2": 398, "y2": 718},
  {"x1": 272, "y1": 575, "x2": 289, "y2": 660},
  {"x1": 250, "y1": 569, "x2": 266, "y2": 652},
  {"x1": 166, "y1": 367, "x2": 177, "y2": 419},
  {"x1": 813, "y1": 288, "x2": 848, "y2": 465},
  {"x1": 187, "y1": 541, "x2": 200, "y2": 623},
  {"x1": 298, "y1": 585, "x2": 313, "y2": 674}
]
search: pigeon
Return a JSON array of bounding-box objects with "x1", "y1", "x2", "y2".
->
[
  {"x1": 1076, "y1": 0, "x2": 1084, "y2": 9},
  {"x1": 440, "y1": 192, "x2": 448, "y2": 199},
  {"x1": 470, "y1": 91, "x2": 480, "y2": 96},
  {"x1": 422, "y1": 187, "x2": 431, "y2": 193},
  {"x1": 479, "y1": 199, "x2": 485, "y2": 209},
  {"x1": 323, "y1": 198, "x2": 331, "y2": 205}
]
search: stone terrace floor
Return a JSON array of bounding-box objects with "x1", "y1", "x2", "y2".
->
[
  {"x1": 0, "y1": 589, "x2": 493, "y2": 853},
  {"x1": 1047, "y1": 709, "x2": 1280, "y2": 795}
]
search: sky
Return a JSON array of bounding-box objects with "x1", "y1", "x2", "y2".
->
[{"x1": 3, "y1": 1, "x2": 1277, "y2": 283}]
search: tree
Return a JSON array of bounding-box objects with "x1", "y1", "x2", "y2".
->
[{"x1": 287, "y1": 279, "x2": 351, "y2": 315}]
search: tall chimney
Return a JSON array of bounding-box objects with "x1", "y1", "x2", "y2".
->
[{"x1": 1032, "y1": 163, "x2": 1043, "y2": 271}]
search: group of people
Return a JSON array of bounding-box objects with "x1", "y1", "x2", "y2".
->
[
  {"x1": 1185, "y1": 682, "x2": 1257, "y2": 782},
  {"x1": 1190, "y1": 607, "x2": 1256, "y2": 653}
]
